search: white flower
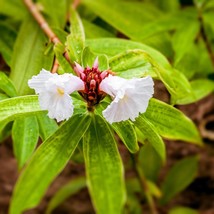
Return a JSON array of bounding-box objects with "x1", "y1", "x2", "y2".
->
[
  {"x1": 28, "y1": 69, "x2": 84, "y2": 122},
  {"x1": 100, "y1": 75, "x2": 154, "y2": 124}
]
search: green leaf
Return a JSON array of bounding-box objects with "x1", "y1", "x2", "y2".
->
[
  {"x1": 81, "y1": 0, "x2": 166, "y2": 40},
  {"x1": 112, "y1": 121, "x2": 139, "y2": 153},
  {"x1": 170, "y1": 68, "x2": 194, "y2": 105},
  {"x1": 0, "y1": 22, "x2": 17, "y2": 65},
  {"x1": 0, "y1": 93, "x2": 9, "y2": 101},
  {"x1": 37, "y1": 113, "x2": 58, "y2": 141},
  {"x1": 109, "y1": 50, "x2": 156, "y2": 78},
  {"x1": 66, "y1": 8, "x2": 85, "y2": 63},
  {"x1": 0, "y1": 72, "x2": 17, "y2": 97},
  {"x1": 177, "y1": 79, "x2": 214, "y2": 104},
  {"x1": 0, "y1": 95, "x2": 42, "y2": 129},
  {"x1": 135, "y1": 115, "x2": 166, "y2": 163},
  {"x1": 138, "y1": 143, "x2": 162, "y2": 182},
  {"x1": 172, "y1": 20, "x2": 200, "y2": 64},
  {"x1": 86, "y1": 38, "x2": 171, "y2": 68},
  {"x1": 82, "y1": 19, "x2": 115, "y2": 38},
  {"x1": 39, "y1": 0, "x2": 67, "y2": 28},
  {"x1": 169, "y1": 206, "x2": 198, "y2": 214},
  {"x1": 10, "y1": 16, "x2": 53, "y2": 95},
  {"x1": 144, "y1": 98, "x2": 202, "y2": 144},
  {"x1": 0, "y1": 0, "x2": 27, "y2": 20},
  {"x1": 12, "y1": 116, "x2": 39, "y2": 169},
  {"x1": 46, "y1": 177, "x2": 86, "y2": 214},
  {"x1": 82, "y1": 46, "x2": 109, "y2": 71},
  {"x1": 10, "y1": 114, "x2": 91, "y2": 214},
  {"x1": 160, "y1": 156, "x2": 198, "y2": 204},
  {"x1": 108, "y1": 48, "x2": 177, "y2": 98},
  {"x1": 83, "y1": 114, "x2": 126, "y2": 214},
  {"x1": 86, "y1": 38, "x2": 194, "y2": 102},
  {"x1": 154, "y1": 0, "x2": 180, "y2": 12}
]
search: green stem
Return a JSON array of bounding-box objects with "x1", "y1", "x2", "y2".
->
[
  {"x1": 198, "y1": 8, "x2": 214, "y2": 68},
  {"x1": 131, "y1": 154, "x2": 158, "y2": 214}
]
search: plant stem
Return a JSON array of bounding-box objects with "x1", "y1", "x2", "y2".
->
[
  {"x1": 131, "y1": 154, "x2": 158, "y2": 214},
  {"x1": 198, "y1": 10, "x2": 214, "y2": 68},
  {"x1": 23, "y1": 0, "x2": 74, "y2": 73}
]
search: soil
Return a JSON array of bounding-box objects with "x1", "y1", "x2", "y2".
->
[{"x1": 0, "y1": 81, "x2": 214, "y2": 214}]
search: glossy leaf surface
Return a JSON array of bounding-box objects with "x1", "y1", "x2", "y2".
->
[
  {"x1": 10, "y1": 114, "x2": 91, "y2": 214},
  {"x1": 83, "y1": 114, "x2": 126, "y2": 214}
]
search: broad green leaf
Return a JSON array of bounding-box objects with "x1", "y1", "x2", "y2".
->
[
  {"x1": 0, "y1": 22, "x2": 17, "y2": 65},
  {"x1": 39, "y1": 0, "x2": 67, "y2": 28},
  {"x1": 136, "y1": 8, "x2": 198, "y2": 40},
  {"x1": 135, "y1": 115, "x2": 166, "y2": 163},
  {"x1": 12, "y1": 116, "x2": 39, "y2": 169},
  {"x1": 177, "y1": 79, "x2": 214, "y2": 104},
  {"x1": 160, "y1": 156, "x2": 198, "y2": 204},
  {"x1": 0, "y1": 72, "x2": 17, "y2": 97},
  {"x1": 174, "y1": 44, "x2": 199, "y2": 79},
  {"x1": 81, "y1": 0, "x2": 168, "y2": 41},
  {"x1": 108, "y1": 49, "x2": 176, "y2": 98},
  {"x1": 169, "y1": 206, "x2": 198, "y2": 214},
  {"x1": 204, "y1": 0, "x2": 214, "y2": 10},
  {"x1": 82, "y1": 19, "x2": 115, "y2": 38},
  {"x1": 154, "y1": 0, "x2": 180, "y2": 12},
  {"x1": 0, "y1": 93, "x2": 9, "y2": 101},
  {"x1": 37, "y1": 113, "x2": 58, "y2": 141},
  {"x1": 138, "y1": 143, "x2": 162, "y2": 182},
  {"x1": 0, "y1": 0, "x2": 27, "y2": 20},
  {"x1": 86, "y1": 38, "x2": 171, "y2": 68},
  {"x1": 109, "y1": 50, "x2": 155, "y2": 78},
  {"x1": 10, "y1": 114, "x2": 91, "y2": 214},
  {"x1": 10, "y1": 16, "x2": 53, "y2": 95},
  {"x1": 46, "y1": 177, "x2": 86, "y2": 214},
  {"x1": 86, "y1": 38, "x2": 196, "y2": 102},
  {"x1": 196, "y1": 38, "x2": 213, "y2": 77},
  {"x1": 170, "y1": 68, "x2": 194, "y2": 105},
  {"x1": 83, "y1": 114, "x2": 126, "y2": 214},
  {"x1": 66, "y1": 8, "x2": 85, "y2": 63},
  {"x1": 172, "y1": 20, "x2": 200, "y2": 64},
  {"x1": 112, "y1": 121, "x2": 139, "y2": 153},
  {"x1": 96, "y1": 101, "x2": 138, "y2": 153},
  {"x1": 144, "y1": 99, "x2": 202, "y2": 144},
  {"x1": 0, "y1": 95, "x2": 42, "y2": 129},
  {"x1": 82, "y1": 46, "x2": 109, "y2": 71}
]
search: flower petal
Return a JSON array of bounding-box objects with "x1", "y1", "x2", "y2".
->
[
  {"x1": 102, "y1": 76, "x2": 154, "y2": 123},
  {"x1": 45, "y1": 73, "x2": 85, "y2": 94},
  {"x1": 99, "y1": 74, "x2": 127, "y2": 97},
  {"x1": 39, "y1": 92, "x2": 74, "y2": 122},
  {"x1": 28, "y1": 69, "x2": 54, "y2": 94},
  {"x1": 28, "y1": 69, "x2": 85, "y2": 122}
]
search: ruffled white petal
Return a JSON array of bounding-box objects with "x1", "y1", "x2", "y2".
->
[
  {"x1": 28, "y1": 69, "x2": 85, "y2": 122},
  {"x1": 39, "y1": 92, "x2": 74, "y2": 122},
  {"x1": 99, "y1": 75, "x2": 127, "y2": 97},
  {"x1": 101, "y1": 75, "x2": 154, "y2": 124},
  {"x1": 28, "y1": 69, "x2": 54, "y2": 94}
]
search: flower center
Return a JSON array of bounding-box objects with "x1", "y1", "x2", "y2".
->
[
  {"x1": 79, "y1": 66, "x2": 109, "y2": 109},
  {"x1": 57, "y1": 87, "x2": 65, "y2": 95}
]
